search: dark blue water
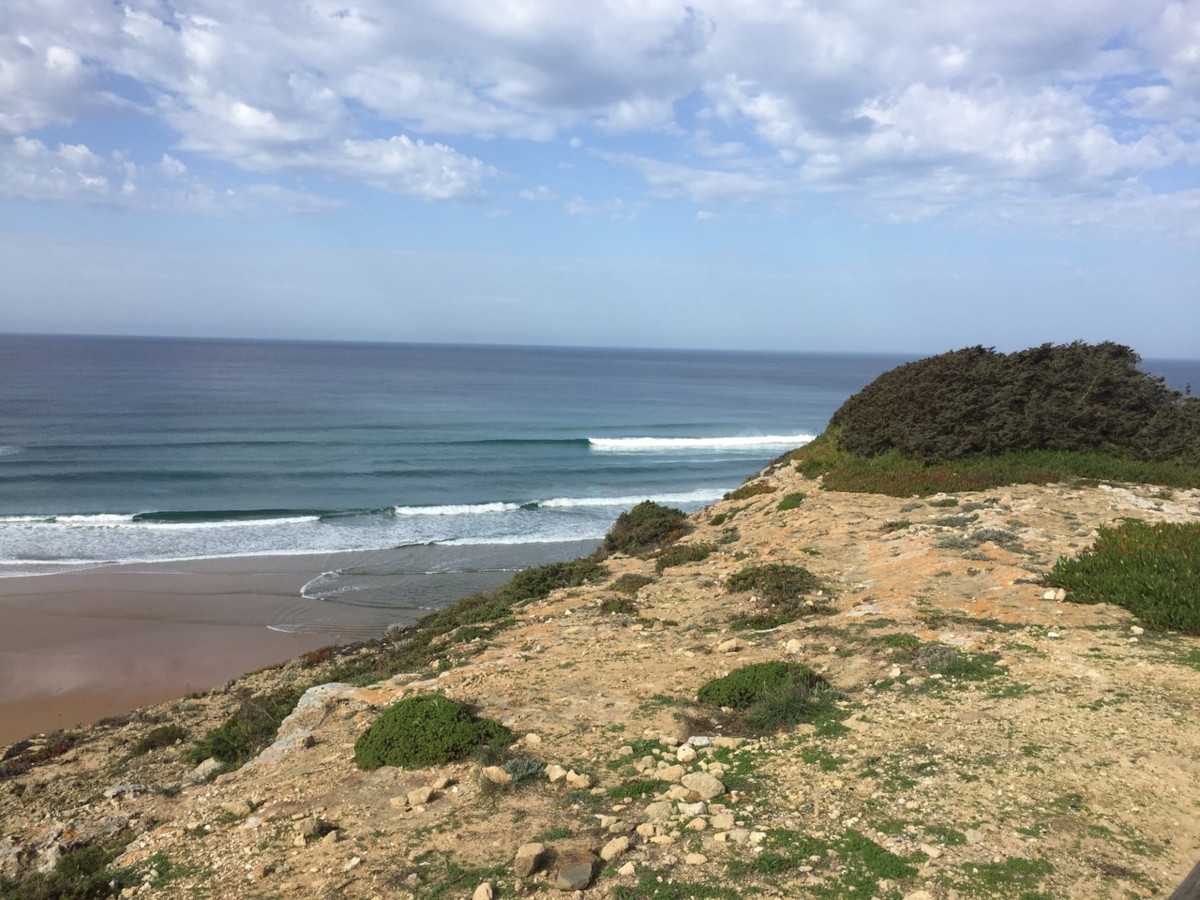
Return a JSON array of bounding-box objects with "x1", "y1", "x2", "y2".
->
[{"x1": 0, "y1": 335, "x2": 913, "y2": 572}]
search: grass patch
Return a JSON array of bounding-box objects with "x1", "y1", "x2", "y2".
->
[
  {"x1": 608, "y1": 778, "x2": 671, "y2": 800},
  {"x1": 1047, "y1": 519, "x2": 1200, "y2": 634},
  {"x1": 943, "y1": 856, "x2": 1054, "y2": 899},
  {"x1": 655, "y1": 542, "x2": 716, "y2": 572},
  {"x1": 791, "y1": 436, "x2": 1200, "y2": 496}
]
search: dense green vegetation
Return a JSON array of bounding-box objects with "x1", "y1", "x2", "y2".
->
[
  {"x1": 697, "y1": 662, "x2": 842, "y2": 734},
  {"x1": 600, "y1": 500, "x2": 692, "y2": 557},
  {"x1": 353, "y1": 694, "x2": 514, "y2": 770},
  {"x1": 1049, "y1": 520, "x2": 1200, "y2": 634},
  {"x1": 829, "y1": 342, "x2": 1199, "y2": 463},
  {"x1": 785, "y1": 342, "x2": 1200, "y2": 496}
]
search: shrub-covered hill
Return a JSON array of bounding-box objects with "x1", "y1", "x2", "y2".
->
[{"x1": 827, "y1": 341, "x2": 1200, "y2": 464}]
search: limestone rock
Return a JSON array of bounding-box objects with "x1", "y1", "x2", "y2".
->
[
  {"x1": 513, "y1": 842, "x2": 545, "y2": 878},
  {"x1": 546, "y1": 764, "x2": 568, "y2": 782},
  {"x1": 565, "y1": 770, "x2": 593, "y2": 790},
  {"x1": 717, "y1": 638, "x2": 745, "y2": 653},
  {"x1": 481, "y1": 766, "x2": 512, "y2": 786},
  {"x1": 186, "y1": 758, "x2": 222, "y2": 784},
  {"x1": 680, "y1": 771, "x2": 725, "y2": 800},
  {"x1": 407, "y1": 786, "x2": 434, "y2": 807},
  {"x1": 600, "y1": 836, "x2": 630, "y2": 862},
  {"x1": 473, "y1": 882, "x2": 495, "y2": 900}
]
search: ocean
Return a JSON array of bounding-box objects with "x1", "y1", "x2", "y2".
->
[{"x1": 1, "y1": 335, "x2": 1196, "y2": 634}]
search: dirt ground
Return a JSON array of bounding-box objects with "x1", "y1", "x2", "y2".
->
[{"x1": 2, "y1": 463, "x2": 1198, "y2": 900}]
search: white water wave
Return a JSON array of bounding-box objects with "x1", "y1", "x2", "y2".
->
[
  {"x1": 393, "y1": 502, "x2": 522, "y2": 516},
  {"x1": 588, "y1": 434, "x2": 813, "y2": 451}
]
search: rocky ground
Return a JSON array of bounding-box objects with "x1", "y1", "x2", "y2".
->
[{"x1": 2, "y1": 460, "x2": 1199, "y2": 899}]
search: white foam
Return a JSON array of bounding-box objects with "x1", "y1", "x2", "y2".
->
[
  {"x1": 540, "y1": 489, "x2": 725, "y2": 508},
  {"x1": 0, "y1": 446, "x2": 19, "y2": 458},
  {"x1": 393, "y1": 502, "x2": 522, "y2": 517},
  {"x1": 588, "y1": 434, "x2": 814, "y2": 451}
]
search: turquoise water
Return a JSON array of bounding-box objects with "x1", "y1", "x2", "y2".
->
[{"x1": 0, "y1": 336, "x2": 913, "y2": 569}]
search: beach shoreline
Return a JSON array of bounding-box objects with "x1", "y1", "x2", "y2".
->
[{"x1": 0, "y1": 542, "x2": 596, "y2": 744}]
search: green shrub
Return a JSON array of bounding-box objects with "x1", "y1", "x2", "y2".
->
[
  {"x1": 697, "y1": 662, "x2": 841, "y2": 734},
  {"x1": 131, "y1": 724, "x2": 186, "y2": 756},
  {"x1": 655, "y1": 542, "x2": 716, "y2": 572},
  {"x1": 1048, "y1": 520, "x2": 1200, "y2": 633},
  {"x1": 609, "y1": 573, "x2": 655, "y2": 596},
  {"x1": 500, "y1": 559, "x2": 609, "y2": 604},
  {"x1": 354, "y1": 694, "x2": 514, "y2": 770},
  {"x1": 724, "y1": 480, "x2": 776, "y2": 501},
  {"x1": 725, "y1": 564, "x2": 820, "y2": 602},
  {"x1": 828, "y1": 342, "x2": 1200, "y2": 464},
  {"x1": 601, "y1": 501, "x2": 692, "y2": 557},
  {"x1": 600, "y1": 597, "x2": 639, "y2": 615},
  {"x1": 188, "y1": 687, "x2": 304, "y2": 768},
  {"x1": 775, "y1": 492, "x2": 806, "y2": 511},
  {"x1": 697, "y1": 661, "x2": 824, "y2": 709}
]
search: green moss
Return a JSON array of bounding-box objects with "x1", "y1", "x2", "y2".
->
[{"x1": 353, "y1": 694, "x2": 514, "y2": 770}]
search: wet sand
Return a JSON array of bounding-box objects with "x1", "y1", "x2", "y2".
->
[{"x1": 0, "y1": 552, "x2": 414, "y2": 745}]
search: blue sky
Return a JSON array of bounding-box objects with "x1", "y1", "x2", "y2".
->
[{"x1": 2, "y1": 1, "x2": 1199, "y2": 356}]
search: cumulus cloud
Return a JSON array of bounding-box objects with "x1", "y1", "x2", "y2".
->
[{"x1": 0, "y1": 0, "x2": 1197, "y2": 229}]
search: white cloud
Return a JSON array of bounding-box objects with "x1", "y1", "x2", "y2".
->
[
  {"x1": 0, "y1": 136, "x2": 340, "y2": 214},
  {"x1": 0, "y1": 0, "x2": 1197, "y2": 230}
]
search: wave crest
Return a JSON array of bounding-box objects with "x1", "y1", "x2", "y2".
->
[{"x1": 588, "y1": 434, "x2": 813, "y2": 451}]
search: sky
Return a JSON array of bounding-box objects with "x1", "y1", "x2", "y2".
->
[{"x1": 2, "y1": 0, "x2": 1199, "y2": 357}]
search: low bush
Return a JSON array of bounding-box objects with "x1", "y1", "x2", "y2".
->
[
  {"x1": 697, "y1": 662, "x2": 842, "y2": 734},
  {"x1": 725, "y1": 564, "x2": 821, "y2": 602},
  {"x1": 724, "y1": 480, "x2": 777, "y2": 501},
  {"x1": 501, "y1": 559, "x2": 609, "y2": 604},
  {"x1": 131, "y1": 724, "x2": 186, "y2": 756},
  {"x1": 188, "y1": 687, "x2": 305, "y2": 768},
  {"x1": 655, "y1": 542, "x2": 716, "y2": 572},
  {"x1": 609, "y1": 573, "x2": 655, "y2": 596},
  {"x1": 1047, "y1": 520, "x2": 1200, "y2": 634},
  {"x1": 600, "y1": 597, "x2": 639, "y2": 615},
  {"x1": 354, "y1": 694, "x2": 514, "y2": 770},
  {"x1": 601, "y1": 501, "x2": 692, "y2": 557},
  {"x1": 776, "y1": 492, "x2": 806, "y2": 511}
]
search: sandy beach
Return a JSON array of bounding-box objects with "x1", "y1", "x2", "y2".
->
[{"x1": 0, "y1": 551, "x2": 452, "y2": 745}]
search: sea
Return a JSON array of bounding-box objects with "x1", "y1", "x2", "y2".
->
[{"x1": 1, "y1": 335, "x2": 1196, "y2": 633}]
